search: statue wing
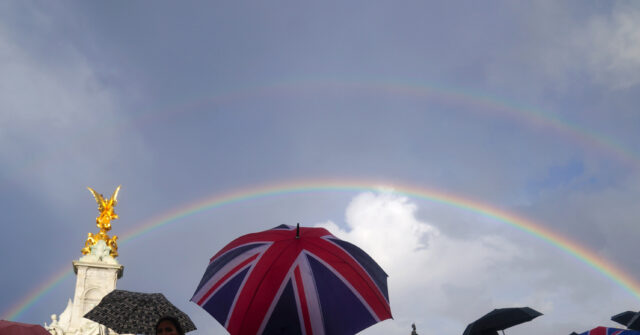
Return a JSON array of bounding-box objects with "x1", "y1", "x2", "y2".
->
[
  {"x1": 109, "y1": 185, "x2": 121, "y2": 207},
  {"x1": 87, "y1": 187, "x2": 106, "y2": 212}
]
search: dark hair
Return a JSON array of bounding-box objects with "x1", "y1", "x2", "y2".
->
[{"x1": 155, "y1": 316, "x2": 185, "y2": 335}]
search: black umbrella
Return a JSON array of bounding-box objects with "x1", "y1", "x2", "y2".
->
[
  {"x1": 629, "y1": 314, "x2": 640, "y2": 331},
  {"x1": 84, "y1": 289, "x2": 196, "y2": 334},
  {"x1": 612, "y1": 311, "x2": 640, "y2": 331},
  {"x1": 463, "y1": 307, "x2": 543, "y2": 335},
  {"x1": 612, "y1": 311, "x2": 636, "y2": 327}
]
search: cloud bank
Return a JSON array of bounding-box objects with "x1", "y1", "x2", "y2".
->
[{"x1": 317, "y1": 191, "x2": 523, "y2": 334}]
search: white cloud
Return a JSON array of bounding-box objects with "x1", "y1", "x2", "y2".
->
[
  {"x1": 313, "y1": 190, "x2": 640, "y2": 334},
  {"x1": 583, "y1": 3, "x2": 640, "y2": 89},
  {"x1": 486, "y1": 3, "x2": 640, "y2": 93},
  {"x1": 315, "y1": 191, "x2": 522, "y2": 334},
  {"x1": 581, "y1": 3, "x2": 640, "y2": 89}
]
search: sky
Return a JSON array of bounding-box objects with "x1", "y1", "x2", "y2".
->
[{"x1": 2, "y1": 1, "x2": 640, "y2": 334}]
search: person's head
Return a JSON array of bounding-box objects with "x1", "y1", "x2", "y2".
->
[{"x1": 155, "y1": 316, "x2": 184, "y2": 335}]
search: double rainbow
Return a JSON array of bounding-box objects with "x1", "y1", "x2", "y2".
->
[{"x1": 4, "y1": 179, "x2": 640, "y2": 321}]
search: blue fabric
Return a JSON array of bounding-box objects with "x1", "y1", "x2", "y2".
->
[
  {"x1": 579, "y1": 326, "x2": 640, "y2": 335},
  {"x1": 262, "y1": 280, "x2": 303, "y2": 335},
  {"x1": 307, "y1": 254, "x2": 376, "y2": 335},
  {"x1": 328, "y1": 237, "x2": 389, "y2": 301},
  {"x1": 194, "y1": 243, "x2": 265, "y2": 293},
  {"x1": 202, "y1": 266, "x2": 250, "y2": 326}
]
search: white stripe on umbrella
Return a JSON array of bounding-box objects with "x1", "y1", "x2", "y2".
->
[
  {"x1": 297, "y1": 251, "x2": 326, "y2": 335},
  {"x1": 192, "y1": 243, "x2": 270, "y2": 304}
]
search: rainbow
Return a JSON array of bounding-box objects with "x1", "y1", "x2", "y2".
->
[
  {"x1": 140, "y1": 79, "x2": 640, "y2": 166},
  {"x1": 4, "y1": 179, "x2": 640, "y2": 321},
  {"x1": 4, "y1": 267, "x2": 74, "y2": 322},
  {"x1": 18, "y1": 80, "x2": 640, "y2": 187}
]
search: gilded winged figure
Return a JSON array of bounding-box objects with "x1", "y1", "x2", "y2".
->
[{"x1": 82, "y1": 186, "x2": 121, "y2": 257}]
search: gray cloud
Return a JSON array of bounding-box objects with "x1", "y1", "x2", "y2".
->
[{"x1": 2, "y1": 2, "x2": 640, "y2": 335}]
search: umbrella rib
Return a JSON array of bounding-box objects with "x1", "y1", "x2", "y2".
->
[
  {"x1": 305, "y1": 237, "x2": 391, "y2": 317},
  {"x1": 235, "y1": 238, "x2": 299, "y2": 334}
]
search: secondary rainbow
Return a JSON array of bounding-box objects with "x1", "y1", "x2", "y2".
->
[
  {"x1": 4, "y1": 179, "x2": 640, "y2": 321},
  {"x1": 140, "y1": 79, "x2": 640, "y2": 166},
  {"x1": 19, "y1": 80, "x2": 640, "y2": 182}
]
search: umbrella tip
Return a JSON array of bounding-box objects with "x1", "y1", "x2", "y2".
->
[{"x1": 296, "y1": 223, "x2": 300, "y2": 239}]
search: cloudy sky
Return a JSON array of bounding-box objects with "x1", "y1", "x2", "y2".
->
[{"x1": 2, "y1": 1, "x2": 640, "y2": 334}]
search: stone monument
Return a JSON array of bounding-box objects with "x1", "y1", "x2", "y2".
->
[{"x1": 45, "y1": 186, "x2": 126, "y2": 335}]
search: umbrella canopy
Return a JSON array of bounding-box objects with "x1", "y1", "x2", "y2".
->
[
  {"x1": 578, "y1": 326, "x2": 640, "y2": 335},
  {"x1": 463, "y1": 307, "x2": 542, "y2": 335},
  {"x1": 84, "y1": 289, "x2": 196, "y2": 334},
  {"x1": 191, "y1": 224, "x2": 392, "y2": 335},
  {"x1": 629, "y1": 314, "x2": 640, "y2": 331},
  {"x1": 612, "y1": 311, "x2": 636, "y2": 327},
  {"x1": 612, "y1": 311, "x2": 640, "y2": 330},
  {"x1": 0, "y1": 321, "x2": 50, "y2": 335}
]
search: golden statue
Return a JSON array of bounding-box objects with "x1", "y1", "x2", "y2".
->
[{"x1": 81, "y1": 185, "x2": 121, "y2": 258}]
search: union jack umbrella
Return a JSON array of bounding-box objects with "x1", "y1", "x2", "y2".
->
[
  {"x1": 191, "y1": 224, "x2": 392, "y2": 335},
  {"x1": 578, "y1": 327, "x2": 640, "y2": 335}
]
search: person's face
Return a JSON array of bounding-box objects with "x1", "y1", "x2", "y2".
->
[{"x1": 156, "y1": 320, "x2": 179, "y2": 335}]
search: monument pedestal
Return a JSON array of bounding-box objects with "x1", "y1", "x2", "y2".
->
[
  {"x1": 68, "y1": 260, "x2": 123, "y2": 333},
  {"x1": 45, "y1": 241, "x2": 126, "y2": 335}
]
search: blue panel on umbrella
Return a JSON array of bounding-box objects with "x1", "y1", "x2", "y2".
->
[
  {"x1": 194, "y1": 243, "x2": 265, "y2": 293},
  {"x1": 307, "y1": 255, "x2": 376, "y2": 335},
  {"x1": 202, "y1": 266, "x2": 250, "y2": 326},
  {"x1": 328, "y1": 237, "x2": 389, "y2": 302},
  {"x1": 272, "y1": 224, "x2": 291, "y2": 229},
  {"x1": 262, "y1": 280, "x2": 303, "y2": 335}
]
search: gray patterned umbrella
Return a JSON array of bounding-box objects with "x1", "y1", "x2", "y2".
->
[{"x1": 84, "y1": 290, "x2": 196, "y2": 334}]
